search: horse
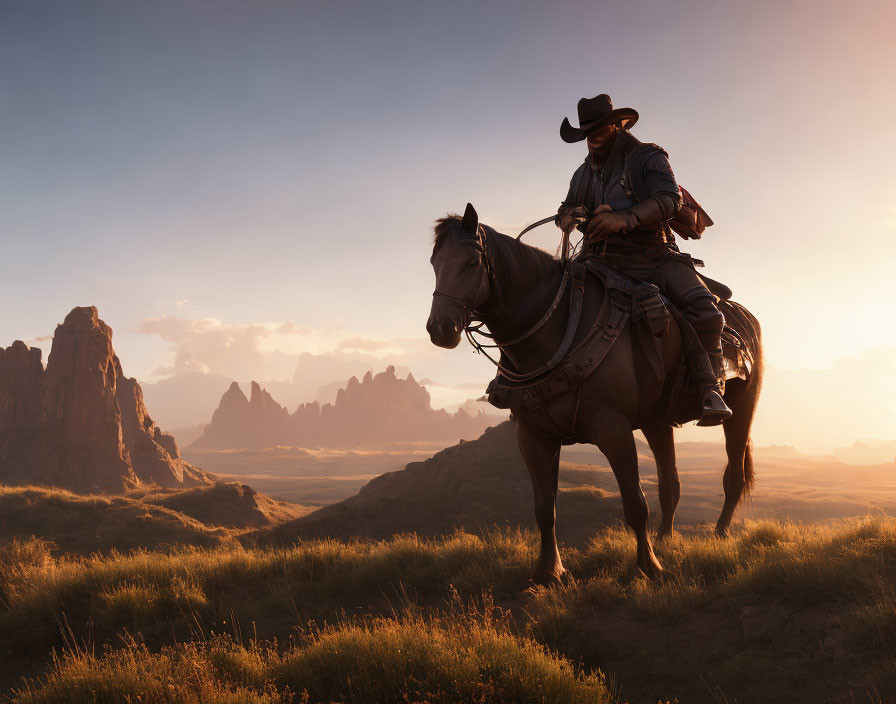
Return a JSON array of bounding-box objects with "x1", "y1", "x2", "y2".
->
[{"x1": 426, "y1": 204, "x2": 763, "y2": 583}]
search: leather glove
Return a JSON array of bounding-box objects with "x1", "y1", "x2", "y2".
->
[
  {"x1": 584, "y1": 204, "x2": 635, "y2": 241},
  {"x1": 555, "y1": 205, "x2": 589, "y2": 233}
]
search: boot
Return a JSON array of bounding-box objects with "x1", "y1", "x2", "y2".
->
[{"x1": 696, "y1": 351, "x2": 732, "y2": 427}]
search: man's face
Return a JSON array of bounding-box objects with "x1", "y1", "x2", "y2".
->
[{"x1": 586, "y1": 123, "x2": 618, "y2": 159}]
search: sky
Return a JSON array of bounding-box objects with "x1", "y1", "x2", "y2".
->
[{"x1": 1, "y1": 0, "x2": 894, "y2": 453}]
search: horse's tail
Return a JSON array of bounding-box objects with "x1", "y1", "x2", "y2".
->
[
  {"x1": 744, "y1": 436, "x2": 755, "y2": 493},
  {"x1": 720, "y1": 299, "x2": 762, "y2": 496}
]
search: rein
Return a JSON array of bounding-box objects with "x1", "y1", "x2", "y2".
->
[{"x1": 432, "y1": 225, "x2": 579, "y2": 383}]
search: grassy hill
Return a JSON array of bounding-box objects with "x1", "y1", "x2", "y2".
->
[
  {"x1": 2, "y1": 517, "x2": 895, "y2": 702},
  {"x1": 0, "y1": 483, "x2": 311, "y2": 557},
  {"x1": 242, "y1": 421, "x2": 896, "y2": 551},
  {"x1": 262, "y1": 422, "x2": 624, "y2": 547}
]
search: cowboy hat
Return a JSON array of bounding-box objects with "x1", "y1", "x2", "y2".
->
[{"x1": 560, "y1": 94, "x2": 639, "y2": 143}]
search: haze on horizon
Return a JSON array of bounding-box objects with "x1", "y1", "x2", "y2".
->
[{"x1": 1, "y1": 0, "x2": 894, "y2": 454}]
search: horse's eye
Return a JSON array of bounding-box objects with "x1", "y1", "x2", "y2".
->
[{"x1": 468, "y1": 254, "x2": 480, "y2": 268}]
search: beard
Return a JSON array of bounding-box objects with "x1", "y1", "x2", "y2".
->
[{"x1": 587, "y1": 129, "x2": 617, "y2": 163}]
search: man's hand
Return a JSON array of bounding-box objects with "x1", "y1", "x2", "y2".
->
[
  {"x1": 555, "y1": 205, "x2": 589, "y2": 233},
  {"x1": 585, "y1": 204, "x2": 633, "y2": 241}
]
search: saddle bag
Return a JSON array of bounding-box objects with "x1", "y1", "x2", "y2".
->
[
  {"x1": 669, "y1": 186, "x2": 713, "y2": 240},
  {"x1": 620, "y1": 139, "x2": 713, "y2": 242}
]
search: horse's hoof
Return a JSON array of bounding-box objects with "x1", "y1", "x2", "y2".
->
[
  {"x1": 715, "y1": 526, "x2": 731, "y2": 539},
  {"x1": 656, "y1": 528, "x2": 675, "y2": 542},
  {"x1": 639, "y1": 564, "x2": 665, "y2": 582},
  {"x1": 530, "y1": 569, "x2": 567, "y2": 588},
  {"x1": 637, "y1": 553, "x2": 665, "y2": 582}
]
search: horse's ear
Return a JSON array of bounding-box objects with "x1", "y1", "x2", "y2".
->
[{"x1": 461, "y1": 203, "x2": 479, "y2": 234}]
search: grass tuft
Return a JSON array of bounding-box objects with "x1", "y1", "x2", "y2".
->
[
  {"x1": 0, "y1": 537, "x2": 55, "y2": 608},
  {"x1": 14, "y1": 610, "x2": 610, "y2": 704}
]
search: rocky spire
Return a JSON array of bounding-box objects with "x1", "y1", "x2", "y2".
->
[
  {"x1": 39, "y1": 308, "x2": 134, "y2": 489},
  {"x1": 0, "y1": 340, "x2": 44, "y2": 427},
  {"x1": 0, "y1": 307, "x2": 213, "y2": 493},
  {"x1": 192, "y1": 380, "x2": 290, "y2": 449}
]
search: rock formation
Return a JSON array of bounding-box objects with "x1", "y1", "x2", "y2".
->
[
  {"x1": 0, "y1": 306, "x2": 214, "y2": 493},
  {"x1": 192, "y1": 381, "x2": 291, "y2": 449},
  {"x1": 138, "y1": 355, "x2": 379, "y2": 432},
  {"x1": 191, "y1": 365, "x2": 498, "y2": 449},
  {"x1": 0, "y1": 340, "x2": 44, "y2": 428}
]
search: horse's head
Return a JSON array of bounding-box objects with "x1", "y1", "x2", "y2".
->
[{"x1": 427, "y1": 203, "x2": 492, "y2": 349}]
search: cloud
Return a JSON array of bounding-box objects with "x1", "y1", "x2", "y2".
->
[
  {"x1": 138, "y1": 316, "x2": 297, "y2": 381},
  {"x1": 149, "y1": 363, "x2": 176, "y2": 377},
  {"x1": 335, "y1": 336, "x2": 430, "y2": 358},
  {"x1": 137, "y1": 315, "x2": 433, "y2": 383}
]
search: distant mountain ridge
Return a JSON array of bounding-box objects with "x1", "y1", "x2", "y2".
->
[
  {"x1": 0, "y1": 307, "x2": 214, "y2": 493},
  {"x1": 833, "y1": 439, "x2": 896, "y2": 465},
  {"x1": 191, "y1": 365, "x2": 495, "y2": 449},
  {"x1": 140, "y1": 353, "x2": 377, "y2": 430}
]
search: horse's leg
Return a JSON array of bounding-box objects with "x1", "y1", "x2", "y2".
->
[
  {"x1": 594, "y1": 415, "x2": 663, "y2": 578},
  {"x1": 716, "y1": 382, "x2": 759, "y2": 536},
  {"x1": 517, "y1": 422, "x2": 564, "y2": 585},
  {"x1": 642, "y1": 425, "x2": 679, "y2": 540}
]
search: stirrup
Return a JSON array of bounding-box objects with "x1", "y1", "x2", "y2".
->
[{"x1": 696, "y1": 389, "x2": 732, "y2": 427}]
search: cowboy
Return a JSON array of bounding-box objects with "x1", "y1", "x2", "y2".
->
[{"x1": 555, "y1": 94, "x2": 731, "y2": 425}]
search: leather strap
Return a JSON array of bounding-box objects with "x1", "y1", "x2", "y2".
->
[
  {"x1": 488, "y1": 263, "x2": 635, "y2": 411},
  {"x1": 496, "y1": 267, "x2": 571, "y2": 346},
  {"x1": 517, "y1": 214, "x2": 558, "y2": 241},
  {"x1": 573, "y1": 158, "x2": 592, "y2": 209},
  {"x1": 495, "y1": 263, "x2": 586, "y2": 382}
]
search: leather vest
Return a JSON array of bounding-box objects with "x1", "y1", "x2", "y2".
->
[{"x1": 564, "y1": 132, "x2": 677, "y2": 252}]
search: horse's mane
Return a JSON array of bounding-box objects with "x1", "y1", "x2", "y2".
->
[
  {"x1": 432, "y1": 215, "x2": 560, "y2": 313},
  {"x1": 432, "y1": 215, "x2": 462, "y2": 249}
]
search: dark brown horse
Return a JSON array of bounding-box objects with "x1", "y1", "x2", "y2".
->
[{"x1": 427, "y1": 205, "x2": 762, "y2": 583}]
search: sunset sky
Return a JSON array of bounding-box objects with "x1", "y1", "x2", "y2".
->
[{"x1": 2, "y1": 0, "x2": 894, "y2": 453}]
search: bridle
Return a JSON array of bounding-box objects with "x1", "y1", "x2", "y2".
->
[
  {"x1": 431, "y1": 224, "x2": 573, "y2": 383},
  {"x1": 432, "y1": 222, "x2": 492, "y2": 312}
]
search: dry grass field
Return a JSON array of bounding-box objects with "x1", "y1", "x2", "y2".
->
[
  {"x1": 2, "y1": 516, "x2": 896, "y2": 703},
  {"x1": 3, "y1": 428, "x2": 895, "y2": 702}
]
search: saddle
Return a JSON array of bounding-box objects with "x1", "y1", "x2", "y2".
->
[
  {"x1": 487, "y1": 262, "x2": 626, "y2": 418},
  {"x1": 486, "y1": 261, "x2": 753, "y2": 436}
]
